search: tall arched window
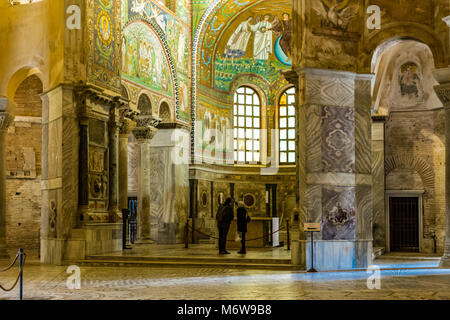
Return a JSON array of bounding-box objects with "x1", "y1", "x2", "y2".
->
[
  {"x1": 233, "y1": 86, "x2": 261, "y2": 164},
  {"x1": 279, "y1": 87, "x2": 296, "y2": 164}
]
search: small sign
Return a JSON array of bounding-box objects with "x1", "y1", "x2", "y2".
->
[{"x1": 304, "y1": 223, "x2": 321, "y2": 232}]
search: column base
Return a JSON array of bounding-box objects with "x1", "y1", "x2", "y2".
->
[
  {"x1": 439, "y1": 255, "x2": 450, "y2": 268},
  {"x1": 135, "y1": 239, "x2": 154, "y2": 245}
]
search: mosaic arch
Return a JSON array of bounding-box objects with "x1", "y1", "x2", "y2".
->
[{"x1": 122, "y1": 16, "x2": 186, "y2": 123}]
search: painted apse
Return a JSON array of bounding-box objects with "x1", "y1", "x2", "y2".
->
[
  {"x1": 196, "y1": 0, "x2": 292, "y2": 158},
  {"x1": 191, "y1": 0, "x2": 297, "y2": 248}
]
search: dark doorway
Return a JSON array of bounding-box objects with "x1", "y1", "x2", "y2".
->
[{"x1": 389, "y1": 197, "x2": 419, "y2": 252}]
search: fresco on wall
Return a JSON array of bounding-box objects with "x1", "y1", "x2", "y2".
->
[
  {"x1": 209, "y1": 0, "x2": 292, "y2": 91},
  {"x1": 122, "y1": 21, "x2": 174, "y2": 97},
  {"x1": 322, "y1": 186, "x2": 356, "y2": 241},
  {"x1": 399, "y1": 62, "x2": 423, "y2": 99}
]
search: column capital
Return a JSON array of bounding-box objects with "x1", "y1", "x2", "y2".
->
[
  {"x1": 119, "y1": 105, "x2": 138, "y2": 136},
  {"x1": 0, "y1": 111, "x2": 13, "y2": 132},
  {"x1": 120, "y1": 117, "x2": 136, "y2": 136},
  {"x1": 434, "y1": 83, "x2": 450, "y2": 108},
  {"x1": 132, "y1": 115, "x2": 161, "y2": 142}
]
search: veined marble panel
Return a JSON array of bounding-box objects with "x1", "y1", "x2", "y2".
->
[
  {"x1": 304, "y1": 69, "x2": 355, "y2": 108},
  {"x1": 355, "y1": 185, "x2": 372, "y2": 240},
  {"x1": 306, "y1": 184, "x2": 322, "y2": 225},
  {"x1": 322, "y1": 186, "x2": 355, "y2": 241},
  {"x1": 307, "y1": 173, "x2": 372, "y2": 186},
  {"x1": 306, "y1": 105, "x2": 322, "y2": 172},
  {"x1": 354, "y1": 79, "x2": 372, "y2": 174},
  {"x1": 322, "y1": 106, "x2": 355, "y2": 173}
]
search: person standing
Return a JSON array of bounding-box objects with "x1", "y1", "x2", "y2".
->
[
  {"x1": 217, "y1": 197, "x2": 234, "y2": 254},
  {"x1": 236, "y1": 201, "x2": 251, "y2": 254}
]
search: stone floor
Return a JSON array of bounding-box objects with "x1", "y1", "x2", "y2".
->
[
  {"x1": 92, "y1": 243, "x2": 292, "y2": 260},
  {"x1": 1, "y1": 253, "x2": 449, "y2": 300}
]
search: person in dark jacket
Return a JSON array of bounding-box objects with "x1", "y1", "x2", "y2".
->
[
  {"x1": 216, "y1": 197, "x2": 234, "y2": 254},
  {"x1": 236, "y1": 201, "x2": 251, "y2": 254}
]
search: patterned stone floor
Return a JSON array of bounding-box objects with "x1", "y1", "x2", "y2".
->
[
  {"x1": 91, "y1": 243, "x2": 292, "y2": 260},
  {"x1": 1, "y1": 256, "x2": 450, "y2": 300}
]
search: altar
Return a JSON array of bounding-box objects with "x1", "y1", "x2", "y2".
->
[{"x1": 226, "y1": 217, "x2": 277, "y2": 248}]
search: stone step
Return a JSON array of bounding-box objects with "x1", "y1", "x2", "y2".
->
[
  {"x1": 85, "y1": 254, "x2": 292, "y2": 265},
  {"x1": 64, "y1": 259, "x2": 302, "y2": 271},
  {"x1": 372, "y1": 247, "x2": 385, "y2": 259}
]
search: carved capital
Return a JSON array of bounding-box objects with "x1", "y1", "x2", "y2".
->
[
  {"x1": 132, "y1": 115, "x2": 161, "y2": 142},
  {"x1": 120, "y1": 118, "x2": 136, "y2": 136},
  {"x1": 0, "y1": 112, "x2": 13, "y2": 132},
  {"x1": 434, "y1": 83, "x2": 450, "y2": 108},
  {"x1": 133, "y1": 126, "x2": 158, "y2": 142}
]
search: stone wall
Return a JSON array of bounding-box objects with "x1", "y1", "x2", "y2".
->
[
  {"x1": 385, "y1": 110, "x2": 445, "y2": 253},
  {"x1": 5, "y1": 75, "x2": 42, "y2": 258}
]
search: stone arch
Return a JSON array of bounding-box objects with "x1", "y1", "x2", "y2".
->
[
  {"x1": 121, "y1": 84, "x2": 130, "y2": 100},
  {"x1": 5, "y1": 67, "x2": 44, "y2": 110},
  {"x1": 385, "y1": 155, "x2": 435, "y2": 192},
  {"x1": 159, "y1": 100, "x2": 172, "y2": 122},
  {"x1": 229, "y1": 75, "x2": 269, "y2": 108},
  {"x1": 137, "y1": 93, "x2": 152, "y2": 115},
  {"x1": 363, "y1": 24, "x2": 447, "y2": 73}
]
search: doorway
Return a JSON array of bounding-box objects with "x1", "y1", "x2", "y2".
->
[{"x1": 389, "y1": 197, "x2": 420, "y2": 252}]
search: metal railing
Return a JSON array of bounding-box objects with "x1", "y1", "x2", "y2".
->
[{"x1": 0, "y1": 248, "x2": 25, "y2": 300}]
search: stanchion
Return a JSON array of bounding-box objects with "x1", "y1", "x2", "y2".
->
[
  {"x1": 122, "y1": 209, "x2": 131, "y2": 250},
  {"x1": 0, "y1": 248, "x2": 26, "y2": 300},
  {"x1": 19, "y1": 248, "x2": 23, "y2": 300},
  {"x1": 185, "y1": 219, "x2": 189, "y2": 248},
  {"x1": 307, "y1": 231, "x2": 318, "y2": 273},
  {"x1": 286, "y1": 220, "x2": 290, "y2": 251}
]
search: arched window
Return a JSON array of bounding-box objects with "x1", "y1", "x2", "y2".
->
[
  {"x1": 233, "y1": 86, "x2": 261, "y2": 164},
  {"x1": 279, "y1": 87, "x2": 296, "y2": 164}
]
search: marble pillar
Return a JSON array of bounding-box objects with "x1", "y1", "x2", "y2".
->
[
  {"x1": 433, "y1": 67, "x2": 450, "y2": 267},
  {"x1": 40, "y1": 85, "x2": 79, "y2": 264},
  {"x1": 149, "y1": 125, "x2": 190, "y2": 244},
  {"x1": 133, "y1": 115, "x2": 160, "y2": 242},
  {"x1": 295, "y1": 69, "x2": 373, "y2": 270},
  {"x1": 108, "y1": 108, "x2": 120, "y2": 221},
  {"x1": 119, "y1": 118, "x2": 135, "y2": 211},
  {"x1": 372, "y1": 116, "x2": 386, "y2": 249},
  {"x1": 0, "y1": 109, "x2": 13, "y2": 258}
]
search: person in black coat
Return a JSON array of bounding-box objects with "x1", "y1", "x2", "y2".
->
[
  {"x1": 236, "y1": 201, "x2": 251, "y2": 254},
  {"x1": 216, "y1": 197, "x2": 234, "y2": 254}
]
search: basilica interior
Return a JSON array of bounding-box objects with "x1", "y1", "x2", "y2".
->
[{"x1": 1, "y1": 0, "x2": 450, "y2": 300}]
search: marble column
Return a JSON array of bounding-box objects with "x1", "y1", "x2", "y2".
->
[
  {"x1": 118, "y1": 117, "x2": 135, "y2": 211},
  {"x1": 433, "y1": 67, "x2": 450, "y2": 267},
  {"x1": 108, "y1": 108, "x2": 120, "y2": 221},
  {"x1": 294, "y1": 68, "x2": 373, "y2": 270},
  {"x1": 133, "y1": 115, "x2": 160, "y2": 241},
  {"x1": 0, "y1": 110, "x2": 13, "y2": 258},
  {"x1": 372, "y1": 116, "x2": 387, "y2": 249}
]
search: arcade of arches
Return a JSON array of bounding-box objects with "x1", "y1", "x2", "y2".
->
[{"x1": 1, "y1": 0, "x2": 450, "y2": 274}]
